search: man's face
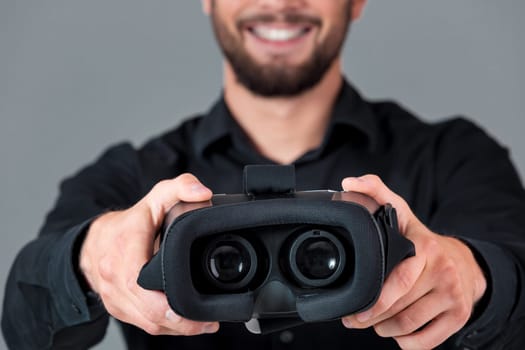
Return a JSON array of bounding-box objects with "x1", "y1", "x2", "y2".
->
[{"x1": 204, "y1": 0, "x2": 359, "y2": 97}]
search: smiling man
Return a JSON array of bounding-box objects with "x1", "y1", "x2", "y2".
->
[
  {"x1": 210, "y1": 0, "x2": 350, "y2": 97},
  {"x1": 3, "y1": 1, "x2": 525, "y2": 349},
  {"x1": 209, "y1": 0, "x2": 359, "y2": 165}
]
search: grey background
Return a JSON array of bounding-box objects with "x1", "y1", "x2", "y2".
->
[{"x1": 1, "y1": 1, "x2": 524, "y2": 349}]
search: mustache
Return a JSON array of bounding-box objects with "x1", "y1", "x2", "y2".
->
[{"x1": 237, "y1": 12, "x2": 322, "y2": 28}]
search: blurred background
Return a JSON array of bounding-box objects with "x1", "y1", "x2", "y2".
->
[{"x1": 1, "y1": 1, "x2": 524, "y2": 349}]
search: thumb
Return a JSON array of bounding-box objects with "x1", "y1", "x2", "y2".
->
[
  {"x1": 342, "y1": 175, "x2": 401, "y2": 207},
  {"x1": 342, "y1": 175, "x2": 414, "y2": 233},
  {"x1": 136, "y1": 173, "x2": 212, "y2": 229}
]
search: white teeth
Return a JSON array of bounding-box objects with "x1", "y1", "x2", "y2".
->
[{"x1": 252, "y1": 27, "x2": 305, "y2": 42}]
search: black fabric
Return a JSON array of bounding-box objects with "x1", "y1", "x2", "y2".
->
[{"x1": 3, "y1": 80, "x2": 525, "y2": 349}]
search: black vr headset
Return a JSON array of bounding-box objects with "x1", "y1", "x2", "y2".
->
[{"x1": 138, "y1": 165, "x2": 415, "y2": 334}]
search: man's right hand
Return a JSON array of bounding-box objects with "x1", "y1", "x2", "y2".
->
[{"x1": 79, "y1": 173, "x2": 220, "y2": 336}]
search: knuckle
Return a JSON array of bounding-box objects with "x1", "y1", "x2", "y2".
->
[
  {"x1": 97, "y1": 283, "x2": 112, "y2": 303},
  {"x1": 441, "y1": 269, "x2": 458, "y2": 289},
  {"x1": 372, "y1": 298, "x2": 388, "y2": 314},
  {"x1": 175, "y1": 173, "x2": 196, "y2": 185},
  {"x1": 440, "y1": 255, "x2": 457, "y2": 274},
  {"x1": 127, "y1": 276, "x2": 140, "y2": 293},
  {"x1": 421, "y1": 236, "x2": 440, "y2": 255},
  {"x1": 439, "y1": 262, "x2": 462, "y2": 291},
  {"x1": 362, "y1": 175, "x2": 382, "y2": 195},
  {"x1": 142, "y1": 306, "x2": 164, "y2": 325},
  {"x1": 363, "y1": 174, "x2": 381, "y2": 184},
  {"x1": 345, "y1": 316, "x2": 366, "y2": 329},
  {"x1": 178, "y1": 323, "x2": 205, "y2": 336},
  {"x1": 98, "y1": 256, "x2": 116, "y2": 282},
  {"x1": 373, "y1": 324, "x2": 388, "y2": 338},
  {"x1": 393, "y1": 265, "x2": 414, "y2": 292},
  {"x1": 116, "y1": 232, "x2": 129, "y2": 249},
  {"x1": 397, "y1": 313, "x2": 418, "y2": 334},
  {"x1": 448, "y1": 280, "x2": 464, "y2": 301},
  {"x1": 177, "y1": 327, "x2": 195, "y2": 337},
  {"x1": 452, "y1": 302, "x2": 471, "y2": 325}
]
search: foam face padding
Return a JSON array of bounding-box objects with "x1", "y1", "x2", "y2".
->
[{"x1": 138, "y1": 194, "x2": 414, "y2": 326}]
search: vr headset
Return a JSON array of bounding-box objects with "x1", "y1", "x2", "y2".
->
[{"x1": 138, "y1": 165, "x2": 415, "y2": 334}]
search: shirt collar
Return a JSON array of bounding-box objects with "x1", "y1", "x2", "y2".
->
[
  {"x1": 329, "y1": 79, "x2": 380, "y2": 152},
  {"x1": 193, "y1": 96, "x2": 237, "y2": 157},
  {"x1": 193, "y1": 79, "x2": 380, "y2": 158}
]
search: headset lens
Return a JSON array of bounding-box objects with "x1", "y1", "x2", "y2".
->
[
  {"x1": 209, "y1": 242, "x2": 251, "y2": 283},
  {"x1": 296, "y1": 238, "x2": 339, "y2": 279}
]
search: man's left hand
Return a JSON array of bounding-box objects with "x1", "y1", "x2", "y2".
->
[{"x1": 341, "y1": 175, "x2": 487, "y2": 350}]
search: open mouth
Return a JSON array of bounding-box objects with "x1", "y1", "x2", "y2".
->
[{"x1": 238, "y1": 15, "x2": 321, "y2": 57}]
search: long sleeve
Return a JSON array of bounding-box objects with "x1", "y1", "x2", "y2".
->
[
  {"x1": 422, "y1": 119, "x2": 525, "y2": 349},
  {"x1": 2, "y1": 143, "x2": 145, "y2": 349},
  {"x1": 4, "y1": 101, "x2": 525, "y2": 350}
]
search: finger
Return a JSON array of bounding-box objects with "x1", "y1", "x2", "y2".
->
[
  {"x1": 137, "y1": 173, "x2": 213, "y2": 229},
  {"x1": 100, "y1": 292, "x2": 172, "y2": 336},
  {"x1": 102, "y1": 250, "x2": 220, "y2": 337},
  {"x1": 162, "y1": 173, "x2": 213, "y2": 203},
  {"x1": 342, "y1": 175, "x2": 403, "y2": 208},
  {"x1": 374, "y1": 291, "x2": 450, "y2": 338},
  {"x1": 394, "y1": 312, "x2": 466, "y2": 350},
  {"x1": 127, "y1": 283, "x2": 220, "y2": 335},
  {"x1": 342, "y1": 175, "x2": 414, "y2": 231},
  {"x1": 343, "y1": 253, "x2": 426, "y2": 328},
  {"x1": 105, "y1": 294, "x2": 218, "y2": 336},
  {"x1": 124, "y1": 173, "x2": 213, "y2": 265}
]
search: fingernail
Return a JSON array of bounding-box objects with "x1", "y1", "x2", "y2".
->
[
  {"x1": 191, "y1": 183, "x2": 210, "y2": 194},
  {"x1": 166, "y1": 310, "x2": 181, "y2": 322},
  {"x1": 342, "y1": 177, "x2": 356, "y2": 189},
  {"x1": 356, "y1": 310, "x2": 372, "y2": 323},
  {"x1": 344, "y1": 177, "x2": 357, "y2": 184},
  {"x1": 342, "y1": 318, "x2": 352, "y2": 329},
  {"x1": 203, "y1": 323, "x2": 218, "y2": 334}
]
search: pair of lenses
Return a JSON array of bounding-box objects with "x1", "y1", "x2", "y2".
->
[{"x1": 202, "y1": 228, "x2": 346, "y2": 290}]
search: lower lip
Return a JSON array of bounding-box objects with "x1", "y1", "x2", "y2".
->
[{"x1": 244, "y1": 28, "x2": 315, "y2": 57}]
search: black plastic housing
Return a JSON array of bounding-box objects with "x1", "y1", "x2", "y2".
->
[{"x1": 138, "y1": 165, "x2": 415, "y2": 334}]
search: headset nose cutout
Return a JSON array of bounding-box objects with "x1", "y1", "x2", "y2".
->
[
  {"x1": 253, "y1": 280, "x2": 296, "y2": 317},
  {"x1": 246, "y1": 280, "x2": 303, "y2": 335}
]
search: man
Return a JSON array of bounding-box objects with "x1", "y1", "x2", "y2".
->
[{"x1": 3, "y1": 0, "x2": 525, "y2": 349}]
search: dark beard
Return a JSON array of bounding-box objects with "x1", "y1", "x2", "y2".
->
[{"x1": 210, "y1": 6, "x2": 352, "y2": 97}]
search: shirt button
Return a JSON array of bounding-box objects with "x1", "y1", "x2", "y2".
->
[
  {"x1": 279, "y1": 330, "x2": 294, "y2": 344},
  {"x1": 71, "y1": 303, "x2": 82, "y2": 314},
  {"x1": 466, "y1": 330, "x2": 478, "y2": 339}
]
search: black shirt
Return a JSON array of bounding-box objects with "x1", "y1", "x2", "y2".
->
[{"x1": 3, "y1": 81, "x2": 525, "y2": 349}]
